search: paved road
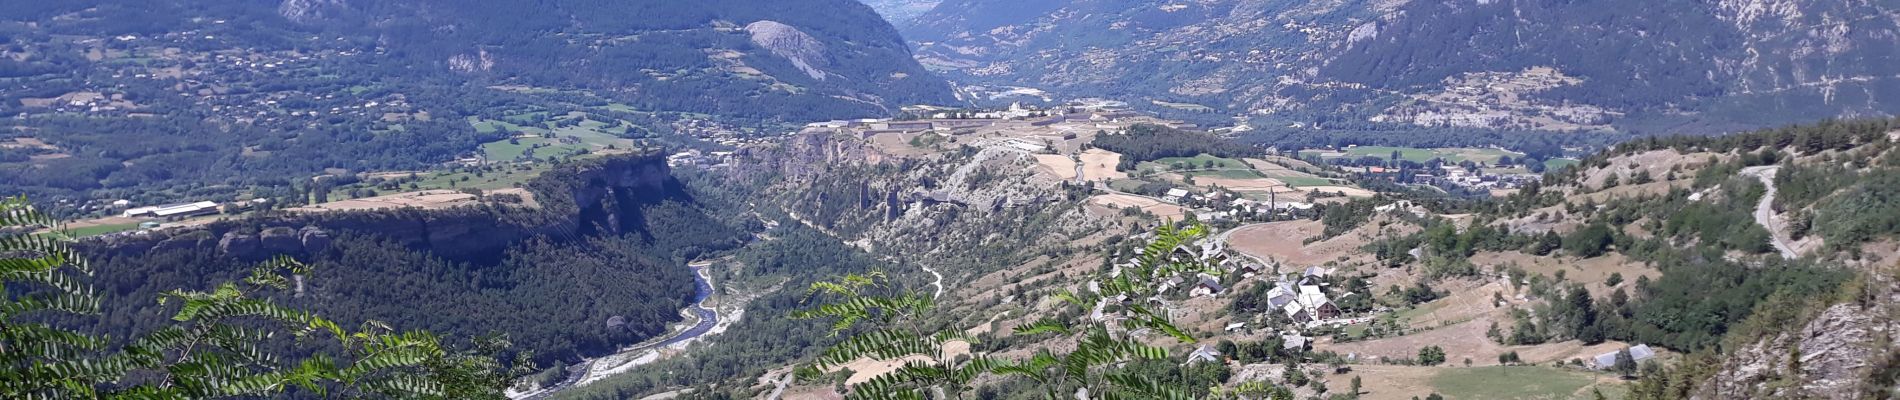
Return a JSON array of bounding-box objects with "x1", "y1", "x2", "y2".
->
[{"x1": 1741, "y1": 166, "x2": 1799, "y2": 259}]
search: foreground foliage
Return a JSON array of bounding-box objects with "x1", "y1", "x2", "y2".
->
[
  {"x1": 796, "y1": 223, "x2": 1298, "y2": 399},
  {"x1": 0, "y1": 197, "x2": 521, "y2": 398}
]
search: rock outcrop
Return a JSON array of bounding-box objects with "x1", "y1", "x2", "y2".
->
[
  {"x1": 299, "y1": 226, "x2": 332, "y2": 253},
  {"x1": 94, "y1": 154, "x2": 686, "y2": 262},
  {"x1": 745, "y1": 21, "x2": 830, "y2": 81},
  {"x1": 1697, "y1": 280, "x2": 1900, "y2": 399},
  {"x1": 276, "y1": 0, "x2": 344, "y2": 24},
  {"x1": 260, "y1": 227, "x2": 302, "y2": 254},
  {"x1": 217, "y1": 232, "x2": 262, "y2": 259}
]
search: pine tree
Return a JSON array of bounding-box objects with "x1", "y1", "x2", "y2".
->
[
  {"x1": 1615, "y1": 349, "x2": 1639, "y2": 377},
  {"x1": 0, "y1": 197, "x2": 521, "y2": 398}
]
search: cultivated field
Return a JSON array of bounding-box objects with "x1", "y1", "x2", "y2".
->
[
  {"x1": 1085, "y1": 193, "x2": 1187, "y2": 219},
  {"x1": 291, "y1": 188, "x2": 534, "y2": 212},
  {"x1": 1300, "y1": 146, "x2": 1523, "y2": 164},
  {"x1": 63, "y1": 216, "x2": 146, "y2": 237},
  {"x1": 469, "y1": 111, "x2": 636, "y2": 161},
  {"x1": 1078, "y1": 149, "x2": 1126, "y2": 181},
  {"x1": 1225, "y1": 219, "x2": 1396, "y2": 266}
]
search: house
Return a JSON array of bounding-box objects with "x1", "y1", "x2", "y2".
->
[
  {"x1": 1593, "y1": 344, "x2": 1656, "y2": 369},
  {"x1": 1156, "y1": 276, "x2": 1185, "y2": 293},
  {"x1": 122, "y1": 206, "x2": 161, "y2": 218},
  {"x1": 1163, "y1": 188, "x2": 1191, "y2": 203},
  {"x1": 1185, "y1": 344, "x2": 1221, "y2": 366},
  {"x1": 1224, "y1": 322, "x2": 1247, "y2": 332},
  {"x1": 153, "y1": 202, "x2": 219, "y2": 218},
  {"x1": 1303, "y1": 266, "x2": 1332, "y2": 279},
  {"x1": 1267, "y1": 281, "x2": 1299, "y2": 309},
  {"x1": 1237, "y1": 263, "x2": 1264, "y2": 278},
  {"x1": 1297, "y1": 285, "x2": 1341, "y2": 320},
  {"x1": 125, "y1": 201, "x2": 219, "y2": 218},
  {"x1": 1190, "y1": 273, "x2": 1225, "y2": 297},
  {"x1": 1281, "y1": 334, "x2": 1309, "y2": 350},
  {"x1": 1267, "y1": 279, "x2": 1341, "y2": 322},
  {"x1": 1276, "y1": 202, "x2": 1315, "y2": 211}
]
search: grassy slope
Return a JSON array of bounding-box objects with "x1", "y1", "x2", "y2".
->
[{"x1": 1430, "y1": 366, "x2": 1619, "y2": 400}]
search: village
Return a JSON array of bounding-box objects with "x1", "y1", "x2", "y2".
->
[{"x1": 1089, "y1": 233, "x2": 1655, "y2": 374}]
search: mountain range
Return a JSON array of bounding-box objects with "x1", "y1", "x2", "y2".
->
[
  {"x1": 858, "y1": 0, "x2": 942, "y2": 25},
  {"x1": 2, "y1": 0, "x2": 953, "y2": 119},
  {"x1": 904, "y1": 0, "x2": 1900, "y2": 134}
]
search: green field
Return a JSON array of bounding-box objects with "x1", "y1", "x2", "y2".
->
[
  {"x1": 332, "y1": 164, "x2": 552, "y2": 198},
  {"x1": 469, "y1": 116, "x2": 549, "y2": 135},
  {"x1": 1186, "y1": 169, "x2": 1267, "y2": 179},
  {"x1": 1393, "y1": 302, "x2": 1448, "y2": 326},
  {"x1": 1138, "y1": 154, "x2": 1250, "y2": 172},
  {"x1": 1108, "y1": 179, "x2": 1149, "y2": 193},
  {"x1": 598, "y1": 103, "x2": 641, "y2": 113},
  {"x1": 67, "y1": 223, "x2": 143, "y2": 237},
  {"x1": 480, "y1": 137, "x2": 587, "y2": 162},
  {"x1": 1303, "y1": 146, "x2": 1524, "y2": 164},
  {"x1": 1341, "y1": 323, "x2": 1369, "y2": 338},
  {"x1": 1430, "y1": 366, "x2": 1619, "y2": 400},
  {"x1": 471, "y1": 111, "x2": 635, "y2": 161},
  {"x1": 1278, "y1": 176, "x2": 1339, "y2": 187}
]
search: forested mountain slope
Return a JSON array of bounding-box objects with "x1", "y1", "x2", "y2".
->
[
  {"x1": 72, "y1": 154, "x2": 745, "y2": 365},
  {"x1": 0, "y1": 0, "x2": 954, "y2": 204},
  {"x1": 3, "y1": 0, "x2": 952, "y2": 118},
  {"x1": 1441, "y1": 119, "x2": 1900, "y2": 398},
  {"x1": 909, "y1": 0, "x2": 1900, "y2": 135}
]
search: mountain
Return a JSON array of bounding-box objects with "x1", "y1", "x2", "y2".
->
[
  {"x1": 0, "y1": 0, "x2": 956, "y2": 204},
  {"x1": 2, "y1": 0, "x2": 954, "y2": 118},
  {"x1": 858, "y1": 0, "x2": 941, "y2": 26},
  {"x1": 908, "y1": 0, "x2": 1900, "y2": 135},
  {"x1": 80, "y1": 153, "x2": 745, "y2": 366}
]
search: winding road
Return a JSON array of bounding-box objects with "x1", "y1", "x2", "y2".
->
[
  {"x1": 1741, "y1": 166, "x2": 1799, "y2": 259},
  {"x1": 1215, "y1": 222, "x2": 1276, "y2": 266}
]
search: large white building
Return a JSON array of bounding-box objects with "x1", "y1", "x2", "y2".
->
[{"x1": 123, "y1": 201, "x2": 219, "y2": 218}]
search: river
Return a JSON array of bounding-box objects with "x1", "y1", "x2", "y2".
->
[{"x1": 514, "y1": 262, "x2": 719, "y2": 399}]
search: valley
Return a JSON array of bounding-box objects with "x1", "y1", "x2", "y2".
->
[{"x1": 3, "y1": 1, "x2": 1900, "y2": 399}]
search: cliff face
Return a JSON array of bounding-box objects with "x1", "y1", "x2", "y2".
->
[
  {"x1": 93, "y1": 154, "x2": 686, "y2": 263},
  {"x1": 77, "y1": 154, "x2": 729, "y2": 365},
  {"x1": 1696, "y1": 277, "x2": 1900, "y2": 399}
]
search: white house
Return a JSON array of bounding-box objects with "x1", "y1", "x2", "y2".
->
[
  {"x1": 1184, "y1": 344, "x2": 1221, "y2": 366},
  {"x1": 1163, "y1": 188, "x2": 1191, "y2": 203},
  {"x1": 1593, "y1": 344, "x2": 1656, "y2": 369}
]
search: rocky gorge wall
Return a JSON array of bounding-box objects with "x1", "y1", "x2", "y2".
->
[{"x1": 86, "y1": 153, "x2": 685, "y2": 264}]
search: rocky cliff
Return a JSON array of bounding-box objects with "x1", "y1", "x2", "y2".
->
[
  {"x1": 1695, "y1": 274, "x2": 1900, "y2": 399},
  {"x1": 91, "y1": 154, "x2": 688, "y2": 262}
]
